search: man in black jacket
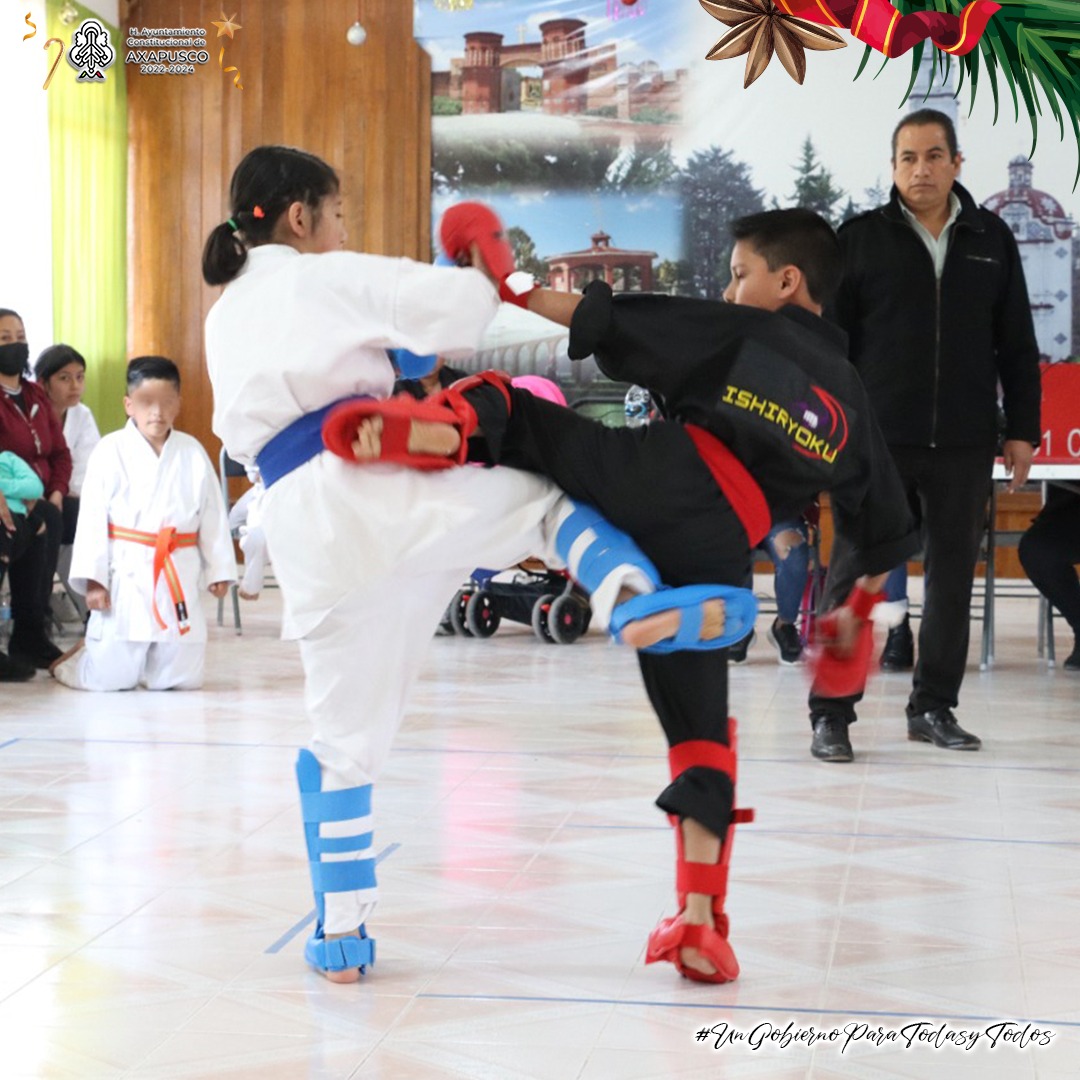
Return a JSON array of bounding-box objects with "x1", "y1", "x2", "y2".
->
[{"x1": 808, "y1": 108, "x2": 1041, "y2": 763}]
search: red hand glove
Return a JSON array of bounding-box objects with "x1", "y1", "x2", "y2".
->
[
  {"x1": 807, "y1": 586, "x2": 882, "y2": 698},
  {"x1": 438, "y1": 202, "x2": 516, "y2": 279},
  {"x1": 439, "y1": 202, "x2": 536, "y2": 309}
]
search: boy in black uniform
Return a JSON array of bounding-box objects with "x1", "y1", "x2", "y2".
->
[{"x1": 324, "y1": 208, "x2": 919, "y2": 985}]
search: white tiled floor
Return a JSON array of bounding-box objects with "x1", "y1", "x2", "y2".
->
[{"x1": 2, "y1": 582, "x2": 1078, "y2": 1079}]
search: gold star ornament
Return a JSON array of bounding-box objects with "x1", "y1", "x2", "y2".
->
[
  {"x1": 212, "y1": 11, "x2": 242, "y2": 39},
  {"x1": 700, "y1": 0, "x2": 845, "y2": 88}
]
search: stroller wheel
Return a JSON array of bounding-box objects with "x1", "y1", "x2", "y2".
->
[
  {"x1": 449, "y1": 588, "x2": 475, "y2": 637},
  {"x1": 531, "y1": 593, "x2": 557, "y2": 643},
  {"x1": 466, "y1": 590, "x2": 501, "y2": 638},
  {"x1": 573, "y1": 587, "x2": 593, "y2": 633},
  {"x1": 549, "y1": 594, "x2": 588, "y2": 644}
]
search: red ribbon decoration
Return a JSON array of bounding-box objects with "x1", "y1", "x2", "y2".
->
[{"x1": 774, "y1": 0, "x2": 1000, "y2": 58}]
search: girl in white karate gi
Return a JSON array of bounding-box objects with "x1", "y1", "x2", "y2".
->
[
  {"x1": 202, "y1": 145, "x2": 705, "y2": 985},
  {"x1": 201, "y1": 145, "x2": 575, "y2": 984},
  {"x1": 53, "y1": 357, "x2": 236, "y2": 691}
]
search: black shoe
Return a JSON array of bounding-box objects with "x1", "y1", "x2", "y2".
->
[
  {"x1": 8, "y1": 631, "x2": 63, "y2": 670},
  {"x1": 767, "y1": 617, "x2": 804, "y2": 665},
  {"x1": 906, "y1": 708, "x2": 981, "y2": 750},
  {"x1": 880, "y1": 614, "x2": 914, "y2": 672},
  {"x1": 728, "y1": 629, "x2": 755, "y2": 664},
  {"x1": 810, "y1": 716, "x2": 853, "y2": 762},
  {"x1": 0, "y1": 649, "x2": 36, "y2": 682},
  {"x1": 1063, "y1": 641, "x2": 1080, "y2": 672}
]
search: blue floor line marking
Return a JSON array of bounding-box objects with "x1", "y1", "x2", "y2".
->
[
  {"x1": 415, "y1": 992, "x2": 1080, "y2": 1028},
  {"x1": 558, "y1": 822, "x2": 1080, "y2": 847},
  {"x1": 3, "y1": 735, "x2": 1072, "y2": 847},
  {"x1": 13, "y1": 737, "x2": 275, "y2": 749},
  {"x1": 265, "y1": 842, "x2": 400, "y2": 954},
  {"x1": 265, "y1": 910, "x2": 316, "y2": 954},
  {"x1": 8, "y1": 736, "x2": 1080, "y2": 776}
]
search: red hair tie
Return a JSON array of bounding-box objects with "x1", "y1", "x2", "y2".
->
[{"x1": 252, "y1": 205, "x2": 265, "y2": 219}]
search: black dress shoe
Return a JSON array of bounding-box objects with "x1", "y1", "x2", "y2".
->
[
  {"x1": 907, "y1": 708, "x2": 981, "y2": 750},
  {"x1": 810, "y1": 716, "x2": 853, "y2": 762},
  {"x1": 1063, "y1": 640, "x2": 1080, "y2": 672},
  {"x1": 880, "y1": 614, "x2": 914, "y2": 672},
  {"x1": 8, "y1": 632, "x2": 63, "y2": 670},
  {"x1": 0, "y1": 649, "x2": 36, "y2": 682}
]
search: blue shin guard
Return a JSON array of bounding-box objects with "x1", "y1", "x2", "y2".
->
[
  {"x1": 296, "y1": 749, "x2": 376, "y2": 974},
  {"x1": 609, "y1": 585, "x2": 759, "y2": 654},
  {"x1": 555, "y1": 502, "x2": 758, "y2": 654},
  {"x1": 555, "y1": 501, "x2": 662, "y2": 597}
]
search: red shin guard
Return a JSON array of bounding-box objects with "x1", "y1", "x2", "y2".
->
[{"x1": 645, "y1": 723, "x2": 754, "y2": 984}]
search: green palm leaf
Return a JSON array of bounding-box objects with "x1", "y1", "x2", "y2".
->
[{"x1": 853, "y1": 0, "x2": 1080, "y2": 186}]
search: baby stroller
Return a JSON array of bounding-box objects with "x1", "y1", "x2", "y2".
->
[{"x1": 445, "y1": 564, "x2": 593, "y2": 644}]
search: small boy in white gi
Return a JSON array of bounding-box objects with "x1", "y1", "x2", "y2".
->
[{"x1": 51, "y1": 357, "x2": 236, "y2": 691}]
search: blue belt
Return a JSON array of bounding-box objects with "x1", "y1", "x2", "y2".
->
[{"x1": 256, "y1": 395, "x2": 371, "y2": 489}]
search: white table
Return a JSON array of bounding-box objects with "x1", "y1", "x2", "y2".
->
[
  {"x1": 991, "y1": 459, "x2": 1080, "y2": 485},
  {"x1": 981, "y1": 459, "x2": 1080, "y2": 667}
]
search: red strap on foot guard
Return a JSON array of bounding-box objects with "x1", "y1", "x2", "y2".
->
[
  {"x1": 322, "y1": 394, "x2": 471, "y2": 471},
  {"x1": 807, "y1": 585, "x2": 882, "y2": 698},
  {"x1": 434, "y1": 370, "x2": 513, "y2": 423},
  {"x1": 646, "y1": 721, "x2": 754, "y2": 984}
]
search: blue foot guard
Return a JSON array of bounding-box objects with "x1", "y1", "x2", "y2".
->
[
  {"x1": 555, "y1": 502, "x2": 758, "y2": 655},
  {"x1": 296, "y1": 749, "x2": 376, "y2": 975}
]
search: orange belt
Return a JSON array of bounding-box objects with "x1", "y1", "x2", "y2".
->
[{"x1": 108, "y1": 524, "x2": 198, "y2": 635}]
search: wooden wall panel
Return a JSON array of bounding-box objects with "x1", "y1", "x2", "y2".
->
[{"x1": 126, "y1": 0, "x2": 432, "y2": 456}]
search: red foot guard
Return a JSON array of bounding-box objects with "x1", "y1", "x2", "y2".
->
[
  {"x1": 647, "y1": 725, "x2": 754, "y2": 984},
  {"x1": 646, "y1": 914, "x2": 739, "y2": 984}
]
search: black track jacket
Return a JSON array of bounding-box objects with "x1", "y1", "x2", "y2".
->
[
  {"x1": 828, "y1": 182, "x2": 1041, "y2": 450},
  {"x1": 568, "y1": 282, "x2": 920, "y2": 577}
]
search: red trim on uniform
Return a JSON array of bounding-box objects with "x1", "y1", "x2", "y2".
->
[
  {"x1": 683, "y1": 424, "x2": 771, "y2": 547},
  {"x1": 669, "y1": 739, "x2": 737, "y2": 782}
]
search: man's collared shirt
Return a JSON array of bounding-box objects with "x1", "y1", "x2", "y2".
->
[{"x1": 899, "y1": 190, "x2": 961, "y2": 279}]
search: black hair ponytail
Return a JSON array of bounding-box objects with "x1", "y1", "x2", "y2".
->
[
  {"x1": 202, "y1": 223, "x2": 248, "y2": 286},
  {"x1": 201, "y1": 145, "x2": 341, "y2": 287}
]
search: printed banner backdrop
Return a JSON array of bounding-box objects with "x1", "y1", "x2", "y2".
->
[{"x1": 416, "y1": 0, "x2": 1080, "y2": 430}]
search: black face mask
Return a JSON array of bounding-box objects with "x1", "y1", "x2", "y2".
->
[{"x1": 0, "y1": 342, "x2": 29, "y2": 377}]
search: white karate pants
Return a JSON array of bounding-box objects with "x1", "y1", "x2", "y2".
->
[
  {"x1": 53, "y1": 635, "x2": 205, "y2": 691},
  {"x1": 266, "y1": 456, "x2": 568, "y2": 934}
]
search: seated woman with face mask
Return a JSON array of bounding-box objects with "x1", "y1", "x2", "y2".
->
[{"x1": 0, "y1": 308, "x2": 70, "y2": 671}]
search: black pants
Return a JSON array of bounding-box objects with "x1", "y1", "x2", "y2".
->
[
  {"x1": 62, "y1": 495, "x2": 81, "y2": 546},
  {"x1": 1018, "y1": 486, "x2": 1080, "y2": 639},
  {"x1": 6, "y1": 499, "x2": 61, "y2": 640},
  {"x1": 810, "y1": 444, "x2": 994, "y2": 725},
  {"x1": 471, "y1": 385, "x2": 750, "y2": 835}
]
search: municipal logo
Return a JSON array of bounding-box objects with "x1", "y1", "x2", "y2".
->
[{"x1": 66, "y1": 18, "x2": 116, "y2": 81}]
